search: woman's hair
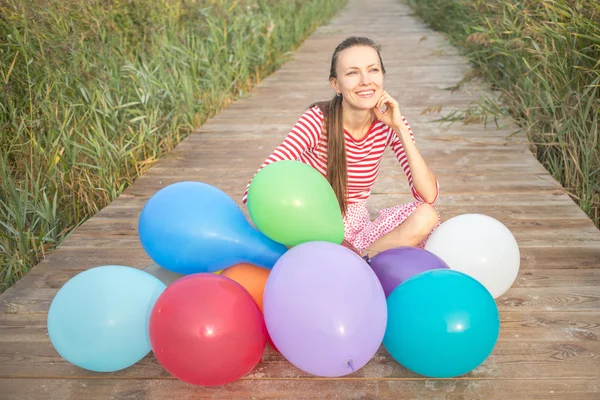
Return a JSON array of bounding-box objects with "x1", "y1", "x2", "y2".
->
[{"x1": 310, "y1": 36, "x2": 386, "y2": 216}]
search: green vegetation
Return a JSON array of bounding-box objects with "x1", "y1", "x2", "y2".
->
[
  {"x1": 0, "y1": 0, "x2": 348, "y2": 293},
  {"x1": 407, "y1": 0, "x2": 599, "y2": 226}
]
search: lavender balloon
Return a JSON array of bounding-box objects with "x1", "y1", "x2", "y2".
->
[
  {"x1": 263, "y1": 241, "x2": 387, "y2": 377},
  {"x1": 369, "y1": 247, "x2": 449, "y2": 297}
]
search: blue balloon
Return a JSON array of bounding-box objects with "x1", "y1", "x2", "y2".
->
[
  {"x1": 384, "y1": 269, "x2": 500, "y2": 378},
  {"x1": 138, "y1": 181, "x2": 287, "y2": 274},
  {"x1": 47, "y1": 266, "x2": 166, "y2": 372}
]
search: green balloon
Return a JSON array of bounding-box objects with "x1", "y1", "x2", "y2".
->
[{"x1": 247, "y1": 160, "x2": 344, "y2": 247}]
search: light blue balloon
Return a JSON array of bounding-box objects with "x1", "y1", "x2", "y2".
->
[
  {"x1": 138, "y1": 181, "x2": 288, "y2": 274},
  {"x1": 384, "y1": 269, "x2": 500, "y2": 378},
  {"x1": 47, "y1": 266, "x2": 166, "y2": 372}
]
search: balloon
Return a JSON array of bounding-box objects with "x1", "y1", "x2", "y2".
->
[
  {"x1": 247, "y1": 160, "x2": 344, "y2": 247},
  {"x1": 143, "y1": 263, "x2": 184, "y2": 286},
  {"x1": 369, "y1": 247, "x2": 449, "y2": 297},
  {"x1": 263, "y1": 242, "x2": 387, "y2": 377},
  {"x1": 424, "y1": 213, "x2": 520, "y2": 298},
  {"x1": 221, "y1": 263, "x2": 277, "y2": 352},
  {"x1": 149, "y1": 274, "x2": 266, "y2": 386},
  {"x1": 47, "y1": 266, "x2": 166, "y2": 372},
  {"x1": 384, "y1": 269, "x2": 500, "y2": 378},
  {"x1": 138, "y1": 182, "x2": 287, "y2": 274},
  {"x1": 221, "y1": 263, "x2": 270, "y2": 311}
]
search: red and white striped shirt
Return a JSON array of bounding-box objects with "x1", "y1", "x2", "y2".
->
[{"x1": 242, "y1": 106, "x2": 439, "y2": 205}]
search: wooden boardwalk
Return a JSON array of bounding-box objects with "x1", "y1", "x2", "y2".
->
[{"x1": 2, "y1": 0, "x2": 600, "y2": 398}]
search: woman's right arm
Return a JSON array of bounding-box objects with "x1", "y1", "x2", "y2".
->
[{"x1": 242, "y1": 106, "x2": 324, "y2": 204}]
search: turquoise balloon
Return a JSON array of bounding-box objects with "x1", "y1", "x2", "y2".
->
[
  {"x1": 383, "y1": 269, "x2": 500, "y2": 378},
  {"x1": 47, "y1": 266, "x2": 166, "y2": 372}
]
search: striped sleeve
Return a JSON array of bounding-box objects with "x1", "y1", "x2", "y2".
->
[
  {"x1": 387, "y1": 116, "x2": 439, "y2": 204},
  {"x1": 242, "y1": 107, "x2": 324, "y2": 204}
]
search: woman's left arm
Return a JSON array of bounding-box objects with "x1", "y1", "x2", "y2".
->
[
  {"x1": 393, "y1": 117, "x2": 439, "y2": 204},
  {"x1": 374, "y1": 91, "x2": 439, "y2": 204}
]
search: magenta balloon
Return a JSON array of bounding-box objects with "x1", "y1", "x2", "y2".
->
[
  {"x1": 263, "y1": 242, "x2": 387, "y2": 377},
  {"x1": 369, "y1": 247, "x2": 449, "y2": 297}
]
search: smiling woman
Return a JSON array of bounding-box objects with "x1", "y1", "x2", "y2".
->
[{"x1": 243, "y1": 36, "x2": 440, "y2": 258}]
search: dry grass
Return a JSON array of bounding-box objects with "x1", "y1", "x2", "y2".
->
[
  {"x1": 407, "y1": 0, "x2": 599, "y2": 226},
  {"x1": 0, "y1": 0, "x2": 348, "y2": 293}
]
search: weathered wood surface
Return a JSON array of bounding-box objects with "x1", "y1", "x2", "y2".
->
[{"x1": 1, "y1": 0, "x2": 599, "y2": 398}]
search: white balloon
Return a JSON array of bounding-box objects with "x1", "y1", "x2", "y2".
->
[{"x1": 424, "y1": 214, "x2": 520, "y2": 298}]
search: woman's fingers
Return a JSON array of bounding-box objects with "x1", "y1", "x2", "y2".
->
[
  {"x1": 377, "y1": 91, "x2": 398, "y2": 110},
  {"x1": 377, "y1": 94, "x2": 391, "y2": 110}
]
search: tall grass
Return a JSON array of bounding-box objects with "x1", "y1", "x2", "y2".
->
[
  {"x1": 406, "y1": 0, "x2": 599, "y2": 227},
  {"x1": 0, "y1": 0, "x2": 348, "y2": 293}
]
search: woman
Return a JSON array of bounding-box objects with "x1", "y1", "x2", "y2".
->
[{"x1": 243, "y1": 36, "x2": 440, "y2": 258}]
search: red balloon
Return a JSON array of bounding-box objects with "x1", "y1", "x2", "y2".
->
[{"x1": 149, "y1": 274, "x2": 266, "y2": 386}]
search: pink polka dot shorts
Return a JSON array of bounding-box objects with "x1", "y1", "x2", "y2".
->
[{"x1": 343, "y1": 201, "x2": 440, "y2": 254}]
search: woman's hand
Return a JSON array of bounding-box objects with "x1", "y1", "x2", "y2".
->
[{"x1": 372, "y1": 90, "x2": 403, "y2": 129}]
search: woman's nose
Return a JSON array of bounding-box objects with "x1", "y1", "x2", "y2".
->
[{"x1": 360, "y1": 71, "x2": 371, "y2": 85}]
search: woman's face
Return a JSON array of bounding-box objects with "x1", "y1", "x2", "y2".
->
[{"x1": 330, "y1": 45, "x2": 384, "y2": 112}]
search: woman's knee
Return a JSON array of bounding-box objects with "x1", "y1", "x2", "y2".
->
[{"x1": 413, "y1": 203, "x2": 440, "y2": 234}]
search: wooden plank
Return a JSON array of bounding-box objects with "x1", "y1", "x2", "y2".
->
[
  {"x1": 10, "y1": 259, "x2": 600, "y2": 291},
  {"x1": 52, "y1": 232, "x2": 598, "y2": 250},
  {"x1": 184, "y1": 133, "x2": 531, "y2": 148},
  {"x1": 372, "y1": 176, "x2": 561, "y2": 194},
  {"x1": 260, "y1": 64, "x2": 469, "y2": 79},
  {"x1": 64, "y1": 218, "x2": 600, "y2": 247},
  {"x1": 27, "y1": 246, "x2": 600, "y2": 271},
  {"x1": 0, "y1": 245, "x2": 597, "y2": 294},
  {"x1": 189, "y1": 115, "x2": 519, "y2": 133},
  {"x1": 370, "y1": 192, "x2": 579, "y2": 207},
  {"x1": 165, "y1": 140, "x2": 534, "y2": 154},
  {"x1": 518, "y1": 247, "x2": 600, "y2": 269},
  {"x1": 145, "y1": 163, "x2": 550, "y2": 176},
  {"x1": 168, "y1": 135, "x2": 528, "y2": 150},
  {"x1": 90, "y1": 173, "x2": 564, "y2": 199},
  {"x1": 500, "y1": 312, "x2": 600, "y2": 342},
  {"x1": 0, "y1": 340, "x2": 599, "y2": 380},
  {"x1": 2, "y1": 285, "x2": 599, "y2": 315},
  {"x1": 1, "y1": 378, "x2": 599, "y2": 400},
  {"x1": 2, "y1": 240, "x2": 596, "y2": 291},
  {"x1": 515, "y1": 269, "x2": 600, "y2": 288},
  {"x1": 52, "y1": 236, "x2": 143, "y2": 250},
  {"x1": 2, "y1": 310, "x2": 598, "y2": 344},
  {"x1": 72, "y1": 209, "x2": 596, "y2": 233},
  {"x1": 496, "y1": 287, "x2": 600, "y2": 311},
  {"x1": 93, "y1": 203, "x2": 590, "y2": 221},
  {"x1": 149, "y1": 151, "x2": 552, "y2": 171},
  {"x1": 102, "y1": 191, "x2": 577, "y2": 209}
]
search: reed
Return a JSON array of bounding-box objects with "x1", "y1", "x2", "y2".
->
[
  {"x1": 0, "y1": 0, "x2": 348, "y2": 292},
  {"x1": 407, "y1": 0, "x2": 599, "y2": 227}
]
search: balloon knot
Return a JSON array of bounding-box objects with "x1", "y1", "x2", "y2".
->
[
  {"x1": 348, "y1": 359, "x2": 355, "y2": 373},
  {"x1": 362, "y1": 254, "x2": 372, "y2": 264}
]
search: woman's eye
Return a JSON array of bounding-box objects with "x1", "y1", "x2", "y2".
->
[
  {"x1": 370, "y1": 68, "x2": 379, "y2": 73},
  {"x1": 347, "y1": 71, "x2": 357, "y2": 75}
]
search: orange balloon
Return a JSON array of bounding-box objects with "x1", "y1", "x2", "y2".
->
[{"x1": 221, "y1": 263, "x2": 270, "y2": 311}]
